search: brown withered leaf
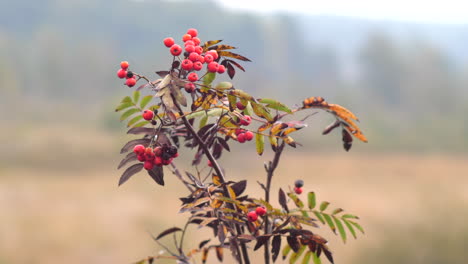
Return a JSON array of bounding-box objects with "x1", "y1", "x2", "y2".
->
[
  {"x1": 217, "y1": 223, "x2": 227, "y2": 244},
  {"x1": 155, "y1": 227, "x2": 182, "y2": 240},
  {"x1": 278, "y1": 188, "x2": 289, "y2": 212},
  {"x1": 254, "y1": 235, "x2": 271, "y2": 251},
  {"x1": 342, "y1": 128, "x2": 353, "y2": 152},
  {"x1": 118, "y1": 163, "x2": 143, "y2": 186},
  {"x1": 117, "y1": 152, "x2": 137, "y2": 169},
  {"x1": 215, "y1": 246, "x2": 224, "y2": 262},
  {"x1": 230, "y1": 180, "x2": 247, "y2": 196},
  {"x1": 271, "y1": 235, "x2": 282, "y2": 262},
  {"x1": 147, "y1": 166, "x2": 164, "y2": 186},
  {"x1": 218, "y1": 51, "x2": 251, "y2": 62},
  {"x1": 286, "y1": 236, "x2": 301, "y2": 252},
  {"x1": 202, "y1": 40, "x2": 223, "y2": 50},
  {"x1": 201, "y1": 248, "x2": 209, "y2": 264}
]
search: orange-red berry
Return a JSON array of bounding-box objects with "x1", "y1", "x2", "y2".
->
[
  {"x1": 255, "y1": 206, "x2": 267, "y2": 216},
  {"x1": 187, "y1": 72, "x2": 198, "y2": 82},
  {"x1": 120, "y1": 61, "x2": 129, "y2": 70},
  {"x1": 244, "y1": 131, "x2": 254, "y2": 141},
  {"x1": 144, "y1": 161, "x2": 154, "y2": 170},
  {"x1": 163, "y1": 37, "x2": 175, "y2": 47},
  {"x1": 207, "y1": 160, "x2": 213, "y2": 167},
  {"x1": 217, "y1": 65, "x2": 226, "y2": 74},
  {"x1": 192, "y1": 37, "x2": 201, "y2": 46},
  {"x1": 117, "y1": 69, "x2": 127, "y2": 79},
  {"x1": 182, "y1": 34, "x2": 192, "y2": 42},
  {"x1": 187, "y1": 28, "x2": 198, "y2": 38},
  {"x1": 181, "y1": 59, "x2": 193, "y2": 71},
  {"x1": 125, "y1": 77, "x2": 137, "y2": 87},
  {"x1": 294, "y1": 187, "x2": 303, "y2": 195},
  {"x1": 198, "y1": 55, "x2": 205, "y2": 64},
  {"x1": 142, "y1": 110, "x2": 154, "y2": 121},
  {"x1": 247, "y1": 211, "x2": 258, "y2": 222},
  {"x1": 170, "y1": 44, "x2": 182, "y2": 56},
  {"x1": 184, "y1": 40, "x2": 195, "y2": 47},
  {"x1": 207, "y1": 62, "x2": 219, "y2": 73}
]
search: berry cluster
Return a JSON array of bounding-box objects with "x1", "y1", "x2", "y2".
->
[
  {"x1": 235, "y1": 128, "x2": 254, "y2": 143},
  {"x1": 247, "y1": 206, "x2": 267, "y2": 222},
  {"x1": 163, "y1": 28, "x2": 226, "y2": 90},
  {"x1": 294, "y1": 179, "x2": 304, "y2": 194},
  {"x1": 117, "y1": 61, "x2": 137, "y2": 87},
  {"x1": 133, "y1": 144, "x2": 179, "y2": 170}
]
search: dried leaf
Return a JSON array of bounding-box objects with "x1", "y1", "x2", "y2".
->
[
  {"x1": 117, "y1": 152, "x2": 137, "y2": 169},
  {"x1": 120, "y1": 138, "x2": 151, "y2": 154},
  {"x1": 215, "y1": 247, "x2": 224, "y2": 262},
  {"x1": 230, "y1": 180, "x2": 247, "y2": 196},
  {"x1": 127, "y1": 127, "x2": 154, "y2": 135},
  {"x1": 147, "y1": 166, "x2": 164, "y2": 186},
  {"x1": 254, "y1": 235, "x2": 271, "y2": 251},
  {"x1": 286, "y1": 236, "x2": 301, "y2": 253},
  {"x1": 278, "y1": 188, "x2": 289, "y2": 212},
  {"x1": 155, "y1": 227, "x2": 182, "y2": 240},
  {"x1": 255, "y1": 132, "x2": 265, "y2": 155},
  {"x1": 118, "y1": 163, "x2": 143, "y2": 186},
  {"x1": 272, "y1": 235, "x2": 282, "y2": 262},
  {"x1": 218, "y1": 51, "x2": 251, "y2": 62}
]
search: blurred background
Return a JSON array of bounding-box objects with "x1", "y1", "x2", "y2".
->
[{"x1": 1, "y1": 0, "x2": 467, "y2": 263}]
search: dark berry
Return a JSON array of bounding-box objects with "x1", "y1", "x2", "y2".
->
[
  {"x1": 172, "y1": 60, "x2": 180, "y2": 69},
  {"x1": 126, "y1": 70, "x2": 134, "y2": 79},
  {"x1": 294, "y1": 179, "x2": 304, "y2": 188}
]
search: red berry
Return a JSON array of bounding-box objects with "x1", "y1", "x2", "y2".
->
[
  {"x1": 198, "y1": 55, "x2": 205, "y2": 64},
  {"x1": 120, "y1": 61, "x2": 129, "y2": 70},
  {"x1": 182, "y1": 34, "x2": 192, "y2": 42},
  {"x1": 142, "y1": 110, "x2": 154, "y2": 121},
  {"x1": 236, "y1": 101, "x2": 245, "y2": 110},
  {"x1": 294, "y1": 187, "x2": 303, "y2": 195},
  {"x1": 192, "y1": 37, "x2": 201, "y2": 46},
  {"x1": 207, "y1": 62, "x2": 219, "y2": 73},
  {"x1": 206, "y1": 50, "x2": 219, "y2": 60},
  {"x1": 170, "y1": 44, "x2": 182, "y2": 56},
  {"x1": 193, "y1": 61, "x2": 203, "y2": 71},
  {"x1": 204, "y1": 54, "x2": 214, "y2": 63},
  {"x1": 117, "y1": 69, "x2": 127, "y2": 79},
  {"x1": 185, "y1": 44, "x2": 195, "y2": 53},
  {"x1": 195, "y1": 46, "x2": 203, "y2": 54},
  {"x1": 217, "y1": 65, "x2": 226, "y2": 74},
  {"x1": 145, "y1": 151, "x2": 155, "y2": 160},
  {"x1": 125, "y1": 77, "x2": 137, "y2": 87},
  {"x1": 237, "y1": 133, "x2": 246, "y2": 143},
  {"x1": 144, "y1": 161, "x2": 154, "y2": 170},
  {"x1": 137, "y1": 154, "x2": 146, "y2": 162},
  {"x1": 181, "y1": 59, "x2": 193, "y2": 71},
  {"x1": 240, "y1": 115, "x2": 251, "y2": 126},
  {"x1": 153, "y1": 146, "x2": 163, "y2": 157},
  {"x1": 145, "y1": 147, "x2": 153, "y2": 154},
  {"x1": 247, "y1": 211, "x2": 258, "y2": 222},
  {"x1": 172, "y1": 152, "x2": 179, "y2": 158},
  {"x1": 163, "y1": 37, "x2": 175, "y2": 47},
  {"x1": 154, "y1": 156, "x2": 163, "y2": 166},
  {"x1": 255, "y1": 206, "x2": 267, "y2": 216},
  {"x1": 184, "y1": 82, "x2": 195, "y2": 93},
  {"x1": 184, "y1": 40, "x2": 195, "y2": 47},
  {"x1": 187, "y1": 72, "x2": 198, "y2": 82},
  {"x1": 133, "y1": 144, "x2": 145, "y2": 155},
  {"x1": 235, "y1": 128, "x2": 244, "y2": 135},
  {"x1": 188, "y1": 52, "x2": 199, "y2": 62},
  {"x1": 208, "y1": 160, "x2": 213, "y2": 167},
  {"x1": 162, "y1": 158, "x2": 173, "y2": 165},
  {"x1": 244, "y1": 131, "x2": 254, "y2": 141},
  {"x1": 187, "y1": 28, "x2": 198, "y2": 37}
]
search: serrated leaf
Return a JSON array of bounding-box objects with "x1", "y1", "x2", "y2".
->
[
  {"x1": 333, "y1": 216, "x2": 347, "y2": 243},
  {"x1": 120, "y1": 108, "x2": 140, "y2": 121},
  {"x1": 227, "y1": 94, "x2": 237, "y2": 111},
  {"x1": 155, "y1": 227, "x2": 182, "y2": 240},
  {"x1": 259, "y1": 98, "x2": 292, "y2": 113},
  {"x1": 282, "y1": 245, "x2": 292, "y2": 260},
  {"x1": 127, "y1": 115, "x2": 143, "y2": 127},
  {"x1": 198, "y1": 217, "x2": 218, "y2": 229},
  {"x1": 252, "y1": 102, "x2": 273, "y2": 122},
  {"x1": 255, "y1": 132, "x2": 264, "y2": 155},
  {"x1": 244, "y1": 100, "x2": 253, "y2": 116},
  {"x1": 231, "y1": 180, "x2": 247, "y2": 196},
  {"x1": 140, "y1": 95, "x2": 153, "y2": 109},
  {"x1": 319, "y1": 201, "x2": 330, "y2": 212},
  {"x1": 133, "y1": 90, "x2": 140, "y2": 103},
  {"x1": 170, "y1": 83, "x2": 187, "y2": 107},
  {"x1": 342, "y1": 219, "x2": 357, "y2": 239},
  {"x1": 289, "y1": 245, "x2": 306, "y2": 264},
  {"x1": 308, "y1": 192, "x2": 316, "y2": 209},
  {"x1": 115, "y1": 102, "x2": 134, "y2": 112},
  {"x1": 323, "y1": 214, "x2": 336, "y2": 234},
  {"x1": 118, "y1": 163, "x2": 143, "y2": 186},
  {"x1": 216, "y1": 247, "x2": 223, "y2": 262},
  {"x1": 254, "y1": 235, "x2": 270, "y2": 251}
]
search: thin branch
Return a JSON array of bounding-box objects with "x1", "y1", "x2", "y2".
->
[
  {"x1": 263, "y1": 141, "x2": 286, "y2": 264},
  {"x1": 169, "y1": 162, "x2": 194, "y2": 192}
]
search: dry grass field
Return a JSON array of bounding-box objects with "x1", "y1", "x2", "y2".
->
[{"x1": 1, "y1": 152, "x2": 467, "y2": 264}]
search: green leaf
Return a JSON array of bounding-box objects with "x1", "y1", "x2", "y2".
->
[
  {"x1": 333, "y1": 216, "x2": 347, "y2": 243},
  {"x1": 259, "y1": 98, "x2": 292, "y2": 113},
  {"x1": 312, "y1": 252, "x2": 322, "y2": 264},
  {"x1": 199, "y1": 115, "x2": 208, "y2": 129},
  {"x1": 120, "y1": 108, "x2": 140, "y2": 121},
  {"x1": 133, "y1": 90, "x2": 140, "y2": 103},
  {"x1": 186, "y1": 108, "x2": 225, "y2": 120},
  {"x1": 127, "y1": 115, "x2": 143, "y2": 127},
  {"x1": 319, "y1": 201, "x2": 330, "y2": 212},
  {"x1": 203, "y1": 72, "x2": 216, "y2": 86},
  {"x1": 323, "y1": 214, "x2": 336, "y2": 234},
  {"x1": 115, "y1": 102, "x2": 134, "y2": 112},
  {"x1": 282, "y1": 244, "x2": 292, "y2": 260},
  {"x1": 227, "y1": 94, "x2": 237, "y2": 111},
  {"x1": 121, "y1": 96, "x2": 132, "y2": 103},
  {"x1": 308, "y1": 192, "x2": 316, "y2": 209},
  {"x1": 302, "y1": 251, "x2": 312, "y2": 264},
  {"x1": 342, "y1": 214, "x2": 359, "y2": 219},
  {"x1": 243, "y1": 101, "x2": 253, "y2": 116},
  {"x1": 215, "y1": 81, "x2": 233, "y2": 90},
  {"x1": 313, "y1": 211, "x2": 326, "y2": 224},
  {"x1": 348, "y1": 220, "x2": 365, "y2": 234},
  {"x1": 140, "y1": 95, "x2": 153, "y2": 109},
  {"x1": 342, "y1": 219, "x2": 357, "y2": 239},
  {"x1": 332, "y1": 208, "x2": 344, "y2": 215},
  {"x1": 288, "y1": 193, "x2": 304, "y2": 209},
  {"x1": 255, "y1": 132, "x2": 264, "y2": 155},
  {"x1": 133, "y1": 120, "x2": 150, "y2": 128},
  {"x1": 289, "y1": 245, "x2": 306, "y2": 264},
  {"x1": 251, "y1": 102, "x2": 273, "y2": 122},
  {"x1": 148, "y1": 105, "x2": 160, "y2": 111}
]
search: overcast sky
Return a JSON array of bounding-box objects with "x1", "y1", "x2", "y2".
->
[{"x1": 216, "y1": 0, "x2": 468, "y2": 24}]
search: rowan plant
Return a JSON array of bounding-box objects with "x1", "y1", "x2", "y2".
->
[{"x1": 115, "y1": 28, "x2": 368, "y2": 264}]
